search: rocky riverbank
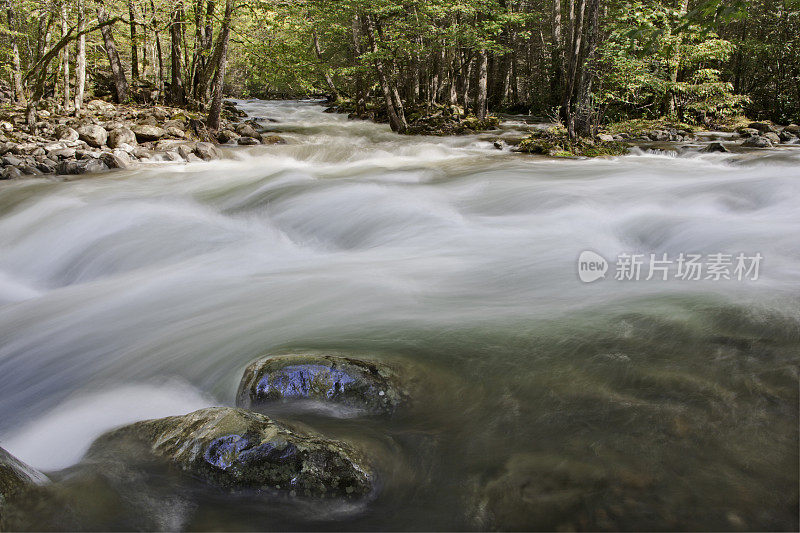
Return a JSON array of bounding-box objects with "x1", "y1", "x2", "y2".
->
[{"x1": 0, "y1": 99, "x2": 285, "y2": 180}]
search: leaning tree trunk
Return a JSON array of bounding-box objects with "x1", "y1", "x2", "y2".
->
[
  {"x1": 74, "y1": 0, "x2": 86, "y2": 111},
  {"x1": 312, "y1": 27, "x2": 338, "y2": 102},
  {"x1": 97, "y1": 6, "x2": 129, "y2": 103},
  {"x1": 206, "y1": 0, "x2": 234, "y2": 130},
  {"x1": 364, "y1": 14, "x2": 407, "y2": 133}
]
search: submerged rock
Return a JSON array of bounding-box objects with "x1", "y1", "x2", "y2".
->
[
  {"x1": 1, "y1": 447, "x2": 48, "y2": 525},
  {"x1": 742, "y1": 136, "x2": 773, "y2": 148},
  {"x1": 85, "y1": 407, "x2": 373, "y2": 499},
  {"x1": 701, "y1": 141, "x2": 728, "y2": 153},
  {"x1": 236, "y1": 352, "x2": 407, "y2": 416}
]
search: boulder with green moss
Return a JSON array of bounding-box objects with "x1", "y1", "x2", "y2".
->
[
  {"x1": 237, "y1": 352, "x2": 407, "y2": 416},
  {"x1": 84, "y1": 407, "x2": 374, "y2": 499},
  {"x1": 1, "y1": 447, "x2": 48, "y2": 528}
]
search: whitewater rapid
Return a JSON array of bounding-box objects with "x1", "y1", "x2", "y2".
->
[{"x1": 0, "y1": 100, "x2": 797, "y2": 530}]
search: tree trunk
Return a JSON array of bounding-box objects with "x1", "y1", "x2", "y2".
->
[
  {"x1": 364, "y1": 13, "x2": 407, "y2": 133},
  {"x1": 475, "y1": 49, "x2": 489, "y2": 120},
  {"x1": 60, "y1": 4, "x2": 71, "y2": 111},
  {"x1": 560, "y1": 0, "x2": 586, "y2": 138},
  {"x1": 74, "y1": 0, "x2": 86, "y2": 111},
  {"x1": 665, "y1": 0, "x2": 689, "y2": 117},
  {"x1": 206, "y1": 0, "x2": 234, "y2": 130},
  {"x1": 312, "y1": 27, "x2": 338, "y2": 101},
  {"x1": 350, "y1": 16, "x2": 366, "y2": 115},
  {"x1": 129, "y1": 0, "x2": 140, "y2": 80},
  {"x1": 97, "y1": 6, "x2": 129, "y2": 103},
  {"x1": 6, "y1": 7, "x2": 26, "y2": 105},
  {"x1": 550, "y1": 0, "x2": 563, "y2": 107},
  {"x1": 170, "y1": 0, "x2": 186, "y2": 106},
  {"x1": 574, "y1": 0, "x2": 601, "y2": 137}
]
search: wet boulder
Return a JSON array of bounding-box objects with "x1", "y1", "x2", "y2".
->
[
  {"x1": 747, "y1": 121, "x2": 776, "y2": 133},
  {"x1": 763, "y1": 131, "x2": 781, "y2": 144},
  {"x1": 235, "y1": 123, "x2": 259, "y2": 138},
  {"x1": 85, "y1": 407, "x2": 373, "y2": 499},
  {"x1": 193, "y1": 142, "x2": 221, "y2": 161},
  {"x1": 108, "y1": 126, "x2": 138, "y2": 149},
  {"x1": 742, "y1": 136, "x2": 773, "y2": 148},
  {"x1": 237, "y1": 136, "x2": 260, "y2": 146},
  {"x1": 77, "y1": 124, "x2": 108, "y2": 148},
  {"x1": 1, "y1": 447, "x2": 48, "y2": 524},
  {"x1": 701, "y1": 142, "x2": 728, "y2": 153},
  {"x1": 236, "y1": 352, "x2": 407, "y2": 416},
  {"x1": 260, "y1": 134, "x2": 287, "y2": 145},
  {"x1": 132, "y1": 125, "x2": 166, "y2": 143}
]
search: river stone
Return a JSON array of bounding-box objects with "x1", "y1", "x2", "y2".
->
[
  {"x1": 132, "y1": 125, "x2": 167, "y2": 142},
  {"x1": 742, "y1": 136, "x2": 772, "y2": 148},
  {"x1": 0, "y1": 167, "x2": 23, "y2": 180},
  {"x1": 217, "y1": 129, "x2": 239, "y2": 143},
  {"x1": 85, "y1": 407, "x2": 373, "y2": 499},
  {"x1": 86, "y1": 99, "x2": 116, "y2": 114},
  {"x1": 763, "y1": 131, "x2": 781, "y2": 144},
  {"x1": 54, "y1": 125, "x2": 79, "y2": 142},
  {"x1": 701, "y1": 141, "x2": 728, "y2": 153},
  {"x1": 747, "y1": 121, "x2": 776, "y2": 133},
  {"x1": 77, "y1": 124, "x2": 108, "y2": 148},
  {"x1": 260, "y1": 134, "x2": 287, "y2": 145},
  {"x1": 99, "y1": 151, "x2": 129, "y2": 169},
  {"x1": 236, "y1": 352, "x2": 407, "y2": 416},
  {"x1": 784, "y1": 124, "x2": 800, "y2": 135},
  {"x1": 1, "y1": 447, "x2": 48, "y2": 524},
  {"x1": 108, "y1": 126, "x2": 138, "y2": 148},
  {"x1": 237, "y1": 136, "x2": 260, "y2": 146},
  {"x1": 235, "y1": 123, "x2": 259, "y2": 138},
  {"x1": 194, "y1": 142, "x2": 221, "y2": 160}
]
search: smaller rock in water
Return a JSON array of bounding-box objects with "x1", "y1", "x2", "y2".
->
[
  {"x1": 194, "y1": 142, "x2": 221, "y2": 161},
  {"x1": 763, "y1": 131, "x2": 781, "y2": 144},
  {"x1": 747, "y1": 121, "x2": 776, "y2": 133},
  {"x1": 99, "y1": 151, "x2": 129, "y2": 169},
  {"x1": 1, "y1": 446, "x2": 48, "y2": 522},
  {"x1": 0, "y1": 167, "x2": 23, "y2": 180},
  {"x1": 217, "y1": 129, "x2": 239, "y2": 144},
  {"x1": 84, "y1": 407, "x2": 373, "y2": 499},
  {"x1": 260, "y1": 134, "x2": 286, "y2": 145},
  {"x1": 701, "y1": 141, "x2": 728, "y2": 153},
  {"x1": 77, "y1": 124, "x2": 108, "y2": 148},
  {"x1": 236, "y1": 123, "x2": 260, "y2": 138},
  {"x1": 742, "y1": 136, "x2": 773, "y2": 148},
  {"x1": 237, "y1": 136, "x2": 259, "y2": 146},
  {"x1": 236, "y1": 352, "x2": 407, "y2": 416}
]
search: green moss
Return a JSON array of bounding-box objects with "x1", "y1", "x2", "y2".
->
[
  {"x1": 516, "y1": 129, "x2": 628, "y2": 158},
  {"x1": 603, "y1": 117, "x2": 701, "y2": 136}
]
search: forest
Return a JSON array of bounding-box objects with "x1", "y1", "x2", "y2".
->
[{"x1": 1, "y1": 0, "x2": 798, "y2": 138}]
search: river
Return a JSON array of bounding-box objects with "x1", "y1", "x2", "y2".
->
[{"x1": 0, "y1": 100, "x2": 797, "y2": 530}]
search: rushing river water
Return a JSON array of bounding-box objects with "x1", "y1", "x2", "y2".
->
[{"x1": 0, "y1": 100, "x2": 798, "y2": 531}]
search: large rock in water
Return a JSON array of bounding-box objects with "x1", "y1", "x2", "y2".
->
[
  {"x1": 1, "y1": 447, "x2": 48, "y2": 526},
  {"x1": 236, "y1": 352, "x2": 407, "y2": 416},
  {"x1": 85, "y1": 407, "x2": 373, "y2": 499},
  {"x1": 108, "y1": 126, "x2": 138, "y2": 148}
]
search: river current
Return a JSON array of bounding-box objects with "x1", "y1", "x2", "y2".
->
[{"x1": 0, "y1": 100, "x2": 797, "y2": 530}]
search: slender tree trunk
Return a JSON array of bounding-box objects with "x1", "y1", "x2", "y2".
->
[
  {"x1": 475, "y1": 49, "x2": 489, "y2": 120},
  {"x1": 364, "y1": 13, "x2": 407, "y2": 133},
  {"x1": 74, "y1": 0, "x2": 86, "y2": 111},
  {"x1": 312, "y1": 27, "x2": 338, "y2": 101},
  {"x1": 6, "y1": 7, "x2": 26, "y2": 105},
  {"x1": 129, "y1": 0, "x2": 140, "y2": 80},
  {"x1": 97, "y1": 6, "x2": 129, "y2": 103},
  {"x1": 170, "y1": 0, "x2": 186, "y2": 105},
  {"x1": 574, "y1": 0, "x2": 601, "y2": 137},
  {"x1": 351, "y1": 16, "x2": 366, "y2": 114},
  {"x1": 207, "y1": 0, "x2": 234, "y2": 130},
  {"x1": 60, "y1": 4, "x2": 71, "y2": 111},
  {"x1": 666, "y1": 0, "x2": 689, "y2": 117},
  {"x1": 560, "y1": 0, "x2": 586, "y2": 137},
  {"x1": 551, "y1": 0, "x2": 563, "y2": 107}
]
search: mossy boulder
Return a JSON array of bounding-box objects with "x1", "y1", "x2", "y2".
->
[
  {"x1": 515, "y1": 129, "x2": 628, "y2": 157},
  {"x1": 85, "y1": 407, "x2": 373, "y2": 499},
  {"x1": 1, "y1": 447, "x2": 48, "y2": 527},
  {"x1": 236, "y1": 352, "x2": 407, "y2": 416}
]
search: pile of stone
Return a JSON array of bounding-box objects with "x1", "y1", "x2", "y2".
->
[
  {"x1": 0, "y1": 99, "x2": 285, "y2": 180},
  {"x1": 737, "y1": 121, "x2": 800, "y2": 148}
]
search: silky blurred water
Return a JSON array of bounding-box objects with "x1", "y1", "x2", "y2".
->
[{"x1": 0, "y1": 100, "x2": 797, "y2": 531}]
